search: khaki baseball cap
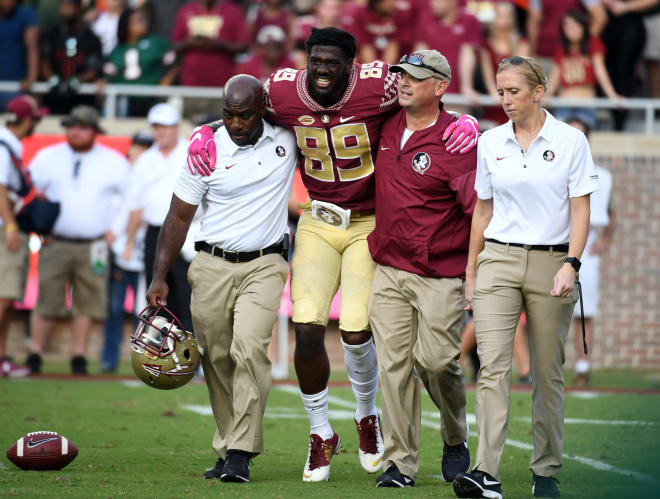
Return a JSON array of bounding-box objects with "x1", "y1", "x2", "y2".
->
[
  {"x1": 390, "y1": 50, "x2": 452, "y2": 83},
  {"x1": 61, "y1": 105, "x2": 104, "y2": 133}
]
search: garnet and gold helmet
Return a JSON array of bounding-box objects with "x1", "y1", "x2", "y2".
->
[{"x1": 129, "y1": 306, "x2": 202, "y2": 390}]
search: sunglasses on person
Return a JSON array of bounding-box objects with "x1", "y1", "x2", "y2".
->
[
  {"x1": 498, "y1": 56, "x2": 542, "y2": 85},
  {"x1": 398, "y1": 53, "x2": 449, "y2": 79}
]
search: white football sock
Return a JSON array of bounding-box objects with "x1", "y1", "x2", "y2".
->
[
  {"x1": 300, "y1": 388, "x2": 334, "y2": 439},
  {"x1": 575, "y1": 359, "x2": 590, "y2": 373},
  {"x1": 342, "y1": 338, "x2": 379, "y2": 421}
]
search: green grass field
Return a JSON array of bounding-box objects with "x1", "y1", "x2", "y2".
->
[{"x1": 1, "y1": 373, "x2": 660, "y2": 498}]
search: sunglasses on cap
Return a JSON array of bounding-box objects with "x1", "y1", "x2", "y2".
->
[
  {"x1": 498, "y1": 56, "x2": 542, "y2": 85},
  {"x1": 398, "y1": 53, "x2": 449, "y2": 79}
]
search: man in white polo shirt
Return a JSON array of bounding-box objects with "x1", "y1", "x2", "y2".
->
[
  {"x1": 26, "y1": 106, "x2": 130, "y2": 375},
  {"x1": 146, "y1": 75, "x2": 296, "y2": 483},
  {"x1": 124, "y1": 103, "x2": 194, "y2": 330}
]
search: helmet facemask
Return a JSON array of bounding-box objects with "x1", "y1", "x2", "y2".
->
[{"x1": 130, "y1": 306, "x2": 203, "y2": 389}]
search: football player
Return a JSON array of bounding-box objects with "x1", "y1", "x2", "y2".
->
[{"x1": 186, "y1": 27, "x2": 479, "y2": 482}]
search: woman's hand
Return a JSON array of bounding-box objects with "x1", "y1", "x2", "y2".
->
[{"x1": 551, "y1": 263, "x2": 576, "y2": 297}]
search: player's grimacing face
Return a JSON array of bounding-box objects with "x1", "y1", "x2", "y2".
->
[{"x1": 307, "y1": 45, "x2": 352, "y2": 97}]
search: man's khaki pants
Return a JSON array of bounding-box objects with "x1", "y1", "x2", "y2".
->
[
  {"x1": 472, "y1": 241, "x2": 577, "y2": 480},
  {"x1": 188, "y1": 250, "x2": 289, "y2": 458},
  {"x1": 368, "y1": 264, "x2": 468, "y2": 479}
]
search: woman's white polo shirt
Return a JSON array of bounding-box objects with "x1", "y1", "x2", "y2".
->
[{"x1": 475, "y1": 110, "x2": 599, "y2": 245}]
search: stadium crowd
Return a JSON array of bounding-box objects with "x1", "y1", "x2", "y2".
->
[{"x1": 0, "y1": 0, "x2": 659, "y2": 128}]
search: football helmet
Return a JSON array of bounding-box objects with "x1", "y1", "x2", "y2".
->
[{"x1": 129, "y1": 306, "x2": 203, "y2": 390}]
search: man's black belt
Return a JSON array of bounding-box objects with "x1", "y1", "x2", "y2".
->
[
  {"x1": 53, "y1": 235, "x2": 102, "y2": 243},
  {"x1": 486, "y1": 239, "x2": 569, "y2": 253},
  {"x1": 195, "y1": 240, "x2": 285, "y2": 263}
]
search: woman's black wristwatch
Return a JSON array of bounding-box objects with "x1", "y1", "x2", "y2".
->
[{"x1": 564, "y1": 256, "x2": 581, "y2": 272}]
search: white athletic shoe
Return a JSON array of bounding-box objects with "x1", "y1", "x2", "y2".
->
[
  {"x1": 355, "y1": 415, "x2": 384, "y2": 473},
  {"x1": 302, "y1": 432, "x2": 341, "y2": 482}
]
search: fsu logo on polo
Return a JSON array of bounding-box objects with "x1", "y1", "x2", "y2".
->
[
  {"x1": 298, "y1": 115, "x2": 315, "y2": 125},
  {"x1": 543, "y1": 150, "x2": 555, "y2": 162},
  {"x1": 276, "y1": 145, "x2": 286, "y2": 157},
  {"x1": 411, "y1": 152, "x2": 431, "y2": 175}
]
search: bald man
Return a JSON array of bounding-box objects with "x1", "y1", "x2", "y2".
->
[{"x1": 147, "y1": 75, "x2": 298, "y2": 483}]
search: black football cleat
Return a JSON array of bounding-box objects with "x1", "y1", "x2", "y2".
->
[
  {"x1": 25, "y1": 352, "x2": 42, "y2": 374},
  {"x1": 453, "y1": 469, "x2": 502, "y2": 498},
  {"x1": 71, "y1": 355, "x2": 88, "y2": 376},
  {"x1": 221, "y1": 449, "x2": 250, "y2": 483},
  {"x1": 442, "y1": 440, "x2": 471, "y2": 482},
  {"x1": 202, "y1": 457, "x2": 225, "y2": 479},
  {"x1": 532, "y1": 472, "x2": 560, "y2": 498},
  {"x1": 376, "y1": 464, "x2": 414, "y2": 487}
]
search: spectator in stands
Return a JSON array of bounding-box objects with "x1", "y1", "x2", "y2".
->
[
  {"x1": 24, "y1": 0, "x2": 60, "y2": 32},
  {"x1": 602, "y1": 0, "x2": 653, "y2": 130},
  {"x1": 566, "y1": 117, "x2": 615, "y2": 387},
  {"x1": 546, "y1": 10, "x2": 622, "y2": 127},
  {"x1": 92, "y1": 0, "x2": 126, "y2": 56},
  {"x1": 124, "y1": 103, "x2": 195, "y2": 331},
  {"x1": 0, "y1": 96, "x2": 43, "y2": 378},
  {"x1": 479, "y1": 1, "x2": 530, "y2": 125},
  {"x1": 237, "y1": 26, "x2": 296, "y2": 82},
  {"x1": 0, "y1": 0, "x2": 39, "y2": 111},
  {"x1": 643, "y1": 2, "x2": 660, "y2": 98},
  {"x1": 414, "y1": 0, "x2": 483, "y2": 97},
  {"x1": 149, "y1": 0, "x2": 188, "y2": 41},
  {"x1": 292, "y1": 0, "x2": 344, "y2": 68},
  {"x1": 100, "y1": 129, "x2": 152, "y2": 374},
  {"x1": 103, "y1": 6, "x2": 178, "y2": 116},
  {"x1": 26, "y1": 106, "x2": 130, "y2": 375},
  {"x1": 248, "y1": 0, "x2": 294, "y2": 46},
  {"x1": 171, "y1": 0, "x2": 249, "y2": 87},
  {"x1": 342, "y1": 0, "x2": 408, "y2": 65},
  {"x1": 527, "y1": 0, "x2": 607, "y2": 76},
  {"x1": 40, "y1": 0, "x2": 103, "y2": 115}
]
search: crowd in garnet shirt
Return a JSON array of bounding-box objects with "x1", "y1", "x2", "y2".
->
[{"x1": 2, "y1": 0, "x2": 658, "y2": 127}]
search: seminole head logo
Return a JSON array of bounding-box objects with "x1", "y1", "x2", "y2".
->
[{"x1": 412, "y1": 152, "x2": 431, "y2": 175}]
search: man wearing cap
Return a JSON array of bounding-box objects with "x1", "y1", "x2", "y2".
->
[
  {"x1": 0, "y1": 96, "x2": 43, "y2": 377},
  {"x1": 25, "y1": 105, "x2": 130, "y2": 375},
  {"x1": 367, "y1": 50, "x2": 476, "y2": 487},
  {"x1": 124, "y1": 103, "x2": 195, "y2": 331}
]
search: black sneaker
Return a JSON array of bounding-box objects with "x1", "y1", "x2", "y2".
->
[
  {"x1": 453, "y1": 469, "x2": 502, "y2": 498},
  {"x1": 202, "y1": 457, "x2": 225, "y2": 479},
  {"x1": 25, "y1": 353, "x2": 42, "y2": 374},
  {"x1": 532, "y1": 472, "x2": 560, "y2": 498},
  {"x1": 376, "y1": 464, "x2": 414, "y2": 487},
  {"x1": 442, "y1": 440, "x2": 471, "y2": 482},
  {"x1": 221, "y1": 449, "x2": 250, "y2": 482},
  {"x1": 71, "y1": 355, "x2": 88, "y2": 376}
]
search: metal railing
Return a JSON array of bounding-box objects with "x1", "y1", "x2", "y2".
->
[{"x1": 1, "y1": 81, "x2": 659, "y2": 134}]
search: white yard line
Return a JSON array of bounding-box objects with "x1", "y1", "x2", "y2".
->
[{"x1": 517, "y1": 416, "x2": 655, "y2": 426}]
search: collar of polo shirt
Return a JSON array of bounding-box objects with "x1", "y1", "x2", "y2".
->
[
  {"x1": 222, "y1": 119, "x2": 274, "y2": 156},
  {"x1": 504, "y1": 109, "x2": 558, "y2": 145}
]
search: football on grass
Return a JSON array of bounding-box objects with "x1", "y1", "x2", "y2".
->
[{"x1": 6, "y1": 431, "x2": 78, "y2": 470}]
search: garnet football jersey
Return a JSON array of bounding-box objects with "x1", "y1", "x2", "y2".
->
[{"x1": 264, "y1": 62, "x2": 399, "y2": 211}]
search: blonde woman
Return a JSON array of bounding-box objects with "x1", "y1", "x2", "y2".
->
[{"x1": 453, "y1": 56, "x2": 598, "y2": 499}]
